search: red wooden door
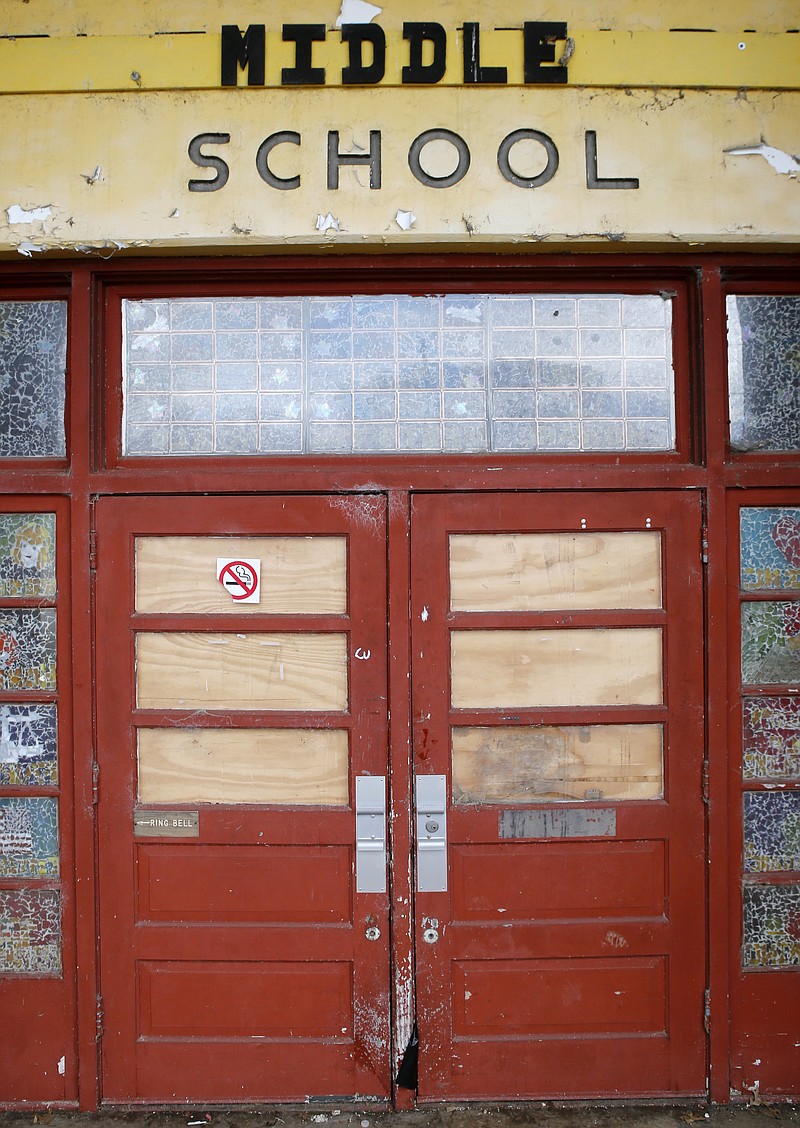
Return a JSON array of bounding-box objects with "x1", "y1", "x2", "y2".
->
[
  {"x1": 95, "y1": 494, "x2": 390, "y2": 1103},
  {"x1": 411, "y1": 491, "x2": 707, "y2": 1100}
]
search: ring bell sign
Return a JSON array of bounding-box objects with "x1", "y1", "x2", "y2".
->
[{"x1": 187, "y1": 20, "x2": 641, "y2": 194}]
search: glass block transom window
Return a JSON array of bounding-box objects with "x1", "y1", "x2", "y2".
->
[{"x1": 122, "y1": 294, "x2": 675, "y2": 456}]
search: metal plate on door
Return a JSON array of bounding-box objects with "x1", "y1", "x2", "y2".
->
[
  {"x1": 355, "y1": 775, "x2": 387, "y2": 893},
  {"x1": 416, "y1": 774, "x2": 448, "y2": 892}
]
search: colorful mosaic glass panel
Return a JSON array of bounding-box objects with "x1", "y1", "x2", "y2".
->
[
  {"x1": 741, "y1": 508, "x2": 800, "y2": 592},
  {"x1": 727, "y1": 295, "x2": 800, "y2": 453},
  {"x1": 0, "y1": 512, "x2": 56, "y2": 598},
  {"x1": 0, "y1": 609, "x2": 56, "y2": 690},
  {"x1": 0, "y1": 301, "x2": 67, "y2": 458},
  {"x1": 123, "y1": 294, "x2": 675, "y2": 455},
  {"x1": 741, "y1": 602, "x2": 800, "y2": 685},
  {"x1": 0, "y1": 704, "x2": 57, "y2": 786},
  {"x1": 743, "y1": 792, "x2": 800, "y2": 872},
  {"x1": 0, "y1": 797, "x2": 59, "y2": 877},
  {"x1": 743, "y1": 697, "x2": 800, "y2": 781},
  {"x1": 742, "y1": 882, "x2": 800, "y2": 968},
  {"x1": 0, "y1": 887, "x2": 61, "y2": 975}
]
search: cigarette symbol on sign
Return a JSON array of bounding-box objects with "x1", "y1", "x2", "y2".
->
[{"x1": 217, "y1": 558, "x2": 260, "y2": 603}]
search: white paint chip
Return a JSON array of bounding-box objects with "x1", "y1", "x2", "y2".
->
[
  {"x1": 316, "y1": 212, "x2": 341, "y2": 233},
  {"x1": 57, "y1": 1056, "x2": 66, "y2": 1075},
  {"x1": 16, "y1": 241, "x2": 47, "y2": 256},
  {"x1": 81, "y1": 165, "x2": 103, "y2": 185},
  {"x1": 7, "y1": 204, "x2": 52, "y2": 224},
  {"x1": 336, "y1": 0, "x2": 382, "y2": 26},
  {"x1": 725, "y1": 143, "x2": 800, "y2": 177},
  {"x1": 395, "y1": 209, "x2": 416, "y2": 230}
]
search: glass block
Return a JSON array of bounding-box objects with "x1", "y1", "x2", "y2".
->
[
  {"x1": 0, "y1": 513, "x2": 56, "y2": 598},
  {"x1": 215, "y1": 393, "x2": 257, "y2": 422},
  {"x1": 580, "y1": 329, "x2": 623, "y2": 357},
  {"x1": 491, "y1": 330, "x2": 536, "y2": 359},
  {"x1": 535, "y1": 297, "x2": 577, "y2": 325},
  {"x1": 741, "y1": 508, "x2": 800, "y2": 591},
  {"x1": 0, "y1": 797, "x2": 59, "y2": 877},
  {"x1": 353, "y1": 299, "x2": 395, "y2": 329},
  {"x1": 354, "y1": 392, "x2": 396, "y2": 421},
  {"x1": 121, "y1": 294, "x2": 675, "y2": 456},
  {"x1": 490, "y1": 297, "x2": 533, "y2": 328},
  {"x1": 0, "y1": 704, "x2": 58, "y2": 786},
  {"x1": 171, "y1": 425, "x2": 214, "y2": 453},
  {"x1": 215, "y1": 332, "x2": 257, "y2": 361},
  {"x1": 308, "y1": 299, "x2": 352, "y2": 329},
  {"x1": 0, "y1": 301, "x2": 67, "y2": 458},
  {"x1": 259, "y1": 332, "x2": 302, "y2": 361},
  {"x1": 743, "y1": 697, "x2": 800, "y2": 781},
  {"x1": 215, "y1": 300, "x2": 258, "y2": 330},
  {"x1": 173, "y1": 364, "x2": 213, "y2": 391},
  {"x1": 216, "y1": 362, "x2": 258, "y2": 391},
  {"x1": 170, "y1": 395, "x2": 212, "y2": 423},
  {"x1": 443, "y1": 297, "x2": 486, "y2": 326},
  {"x1": 581, "y1": 360, "x2": 623, "y2": 388},
  {"x1": 259, "y1": 423, "x2": 302, "y2": 452},
  {"x1": 727, "y1": 295, "x2": 800, "y2": 452},
  {"x1": 493, "y1": 360, "x2": 536, "y2": 388},
  {"x1": 742, "y1": 602, "x2": 800, "y2": 685},
  {"x1": 583, "y1": 420, "x2": 626, "y2": 450},
  {"x1": 578, "y1": 298, "x2": 621, "y2": 326},
  {"x1": 0, "y1": 610, "x2": 56, "y2": 691},
  {"x1": 309, "y1": 364, "x2": 352, "y2": 392},
  {"x1": 535, "y1": 329, "x2": 578, "y2": 357},
  {"x1": 742, "y1": 882, "x2": 800, "y2": 968},
  {"x1": 0, "y1": 888, "x2": 62, "y2": 975},
  {"x1": 493, "y1": 421, "x2": 537, "y2": 450},
  {"x1": 215, "y1": 424, "x2": 259, "y2": 452},
  {"x1": 398, "y1": 421, "x2": 441, "y2": 449},
  {"x1": 354, "y1": 422, "x2": 398, "y2": 451},
  {"x1": 170, "y1": 301, "x2": 213, "y2": 331},
  {"x1": 625, "y1": 328, "x2": 668, "y2": 357},
  {"x1": 743, "y1": 792, "x2": 800, "y2": 872},
  {"x1": 260, "y1": 394, "x2": 302, "y2": 421},
  {"x1": 259, "y1": 299, "x2": 302, "y2": 329}
]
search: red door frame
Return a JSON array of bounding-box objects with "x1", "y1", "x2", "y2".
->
[{"x1": 0, "y1": 254, "x2": 798, "y2": 1108}]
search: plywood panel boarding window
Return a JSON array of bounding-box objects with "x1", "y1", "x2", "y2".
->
[{"x1": 121, "y1": 294, "x2": 676, "y2": 455}]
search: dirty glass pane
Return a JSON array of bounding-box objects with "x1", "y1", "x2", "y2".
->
[
  {"x1": 743, "y1": 792, "x2": 800, "y2": 872},
  {"x1": 0, "y1": 797, "x2": 59, "y2": 877},
  {"x1": 727, "y1": 295, "x2": 800, "y2": 452},
  {"x1": 741, "y1": 602, "x2": 800, "y2": 685},
  {"x1": 0, "y1": 301, "x2": 67, "y2": 458},
  {"x1": 0, "y1": 513, "x2": 56, "y2": 598},
  {"x1": 742, "y1": 882, "x2": 800, "y2": 968},
  {"x1": 0, "y1": 704, "x2": 58, "y2": 787},
  {"x1": 0, "y1": 609, "x2": 56, "y2": 691},
  {"x1": 741, "y1": 508, "x2": 800, "y2": 591},
  {"x1": 0, "y1": 887, "x2": 62, "y2": 975},
  {"x1": 122, "y1": 294, "x2": 675, "y2": 455},
  {"x1": 742, "y1": 697, "x2": 800, "y2": 781}
]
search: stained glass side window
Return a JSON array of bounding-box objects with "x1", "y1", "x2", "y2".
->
[
  {"x1": 740, "y1": 506, "x2": 800, "y2": 970},
  {"x1": 122, "y1": 294, "x2": 676, "y2": 456},
  {"x1": 0, "y1": 302, "x2": 67, "y2": 459},
  {"x1": 0, "y1": 511, "x2": 61, "y2": 977},
  {"x1": 727, "y1": 295, "x2": 800, "y2": 453}
]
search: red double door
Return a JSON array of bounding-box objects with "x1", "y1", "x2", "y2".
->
[{"x1": 95, "y1": 490, "x2": 707, "y2": 1103}]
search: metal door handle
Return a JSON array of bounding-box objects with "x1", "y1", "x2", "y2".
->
[
  {"x1": 416, "y1": 774, "x2": 447, "y2": 892},
  {"x1": 355, "y1": 775, "x2": 387, "y2": 893}
]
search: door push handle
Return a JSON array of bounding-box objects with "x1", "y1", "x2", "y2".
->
[
  {"x1": 355, "y1": 775, "x2": 387, "y2": 894},
  {"x1": 416, "y1": 774, "x2": 448, "y2": 892}
]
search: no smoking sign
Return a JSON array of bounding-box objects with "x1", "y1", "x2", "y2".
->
[{"x1": 216, "y1": 557, "x2": 261, "y2": 604}]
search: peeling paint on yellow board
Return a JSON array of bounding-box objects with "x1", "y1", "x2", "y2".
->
[{"x1": 0, "y1": 88, "x2": 797, "y2": 253}]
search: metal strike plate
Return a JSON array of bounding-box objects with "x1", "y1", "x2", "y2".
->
[
  {"x1": 355, "y1": 775, "x2": 387, "y2": 894},
  {"x1": 416, "y1": 774, "x2": 448, "y2": 892}
]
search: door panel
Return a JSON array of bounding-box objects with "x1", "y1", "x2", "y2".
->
[
  {"x1": 411, "y1": 491, "x2": 707, "y2": 1100},
  {"x1": 96, "y1": 494, "x2": 389, "y2": 1103}
]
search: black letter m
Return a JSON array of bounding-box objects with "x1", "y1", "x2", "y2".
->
[{"x1": 221, "y1": 25, "x2": 266, "y2": 86}]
